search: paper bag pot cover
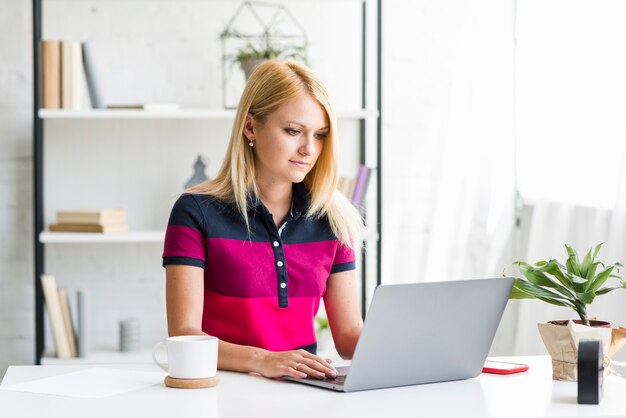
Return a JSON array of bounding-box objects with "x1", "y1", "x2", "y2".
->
[{"x1": 537, "y1": 321, "x2": 626, "y2": 381}]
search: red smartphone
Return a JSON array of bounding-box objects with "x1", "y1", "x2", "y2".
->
[{"x1": 482, "y1": 360, "x2": 529, "y2": 375}]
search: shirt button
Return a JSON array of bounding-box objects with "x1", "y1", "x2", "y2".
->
[
  {"x1": 277, "y1": 261, "x2": 284, "y2": 267},
  {"x1": 273, "y1": 241, "x2": 279, "y2": 247},
  {"x1": 280, "y1": 282, "x2": 287, "y2": 289}
]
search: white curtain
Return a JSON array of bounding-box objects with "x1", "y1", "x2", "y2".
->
[
  {"x1": 512, "y1": 0, "x2": 626, "y2": 360},
  {"x1": 382, "y1": 0, "x2": 516, "y2": 285}
]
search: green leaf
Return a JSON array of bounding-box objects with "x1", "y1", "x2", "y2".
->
[
  {"x1": 539, "y1": 262, "x2": 573, "y2": 288},
  {"x1": 587, "y1": 265, "x2": 615, "y2": 293},
  {"x1": 516, "y1": 263, "x2": 557, "y2": 287},
  {"x1": 516, "y1": 262, "x2": 576, "y2": 300},
  {"x1": 592, "y1": 242, "x2": 604, "y2": 259},
  {"x1": 536, "y1": 297, "x2": 575, "y2": 309},
  {"x1": 575, "y1": 290, "x2": 596, "y2": 305},
  {"x1": 510, "y1": 279, "x2": 572, "y2": 303},
  {"x1": 570, "y1": 273, "x2": 588, "y2": 284},
  {"x1": 565, "y1": 244, "x2": 582, "y2": 276},
  {"x1": 580, "y1": 247, "x2": 593, "y2": 278},
  {"x1": 595, "y1": 287, "x2": 619, "y2": 295},
  {"x1": 584, "y1": 261, "x2": 601, "y2": 286}
]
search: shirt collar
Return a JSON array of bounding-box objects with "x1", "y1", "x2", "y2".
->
[{"x1": 247, "y1": 182, "x2": 309, "y2": 220}]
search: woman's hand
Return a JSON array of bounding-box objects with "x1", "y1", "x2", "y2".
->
[{"x1": 257, "y1": 349, "x2": 338, "y2": 380}]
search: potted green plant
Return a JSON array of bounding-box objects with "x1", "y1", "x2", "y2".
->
[
  {"x1": 220, "y1": 28, "x2": 309, "y2": 79},
  {"x1": 508, "y1": 242, "x2": 626, "y2": 380}
]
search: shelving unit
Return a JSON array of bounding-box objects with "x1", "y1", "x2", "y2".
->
[{"x1": 32, "y1": 0, "x2": 381, "y2": 365}]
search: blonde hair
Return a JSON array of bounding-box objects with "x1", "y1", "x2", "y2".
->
[{"x1": 187, "y1": 60, "x2": 363, "y2": 247}]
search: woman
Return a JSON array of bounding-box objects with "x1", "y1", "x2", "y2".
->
[{"x1": 162, "y1": 60, "x2": 363, "y2": 380}]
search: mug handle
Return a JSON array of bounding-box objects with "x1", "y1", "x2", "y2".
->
[{"x1": 152, "y1": 341, "x2": 168, "y2": 373}]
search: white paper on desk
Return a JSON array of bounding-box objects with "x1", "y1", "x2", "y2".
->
[{"x1": 0, "y1": 367, "x2": 165, "y2": 398}]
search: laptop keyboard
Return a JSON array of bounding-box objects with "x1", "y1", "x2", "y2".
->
[{"x1": 314, "y1": 373, "x2": 347, "y2": 385}]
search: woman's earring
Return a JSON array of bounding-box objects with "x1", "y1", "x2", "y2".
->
[{"x1": 248, "y1": 141, "x2": 254, "y2": 147}]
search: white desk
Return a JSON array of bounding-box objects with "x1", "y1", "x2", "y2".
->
[{"x1": 2, "y1": 356, "x2": 625, "y2": 418}]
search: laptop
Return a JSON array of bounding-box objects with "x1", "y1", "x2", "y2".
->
[{"x1": 284, "y1": 277, "x2": 514, "y2": 392}]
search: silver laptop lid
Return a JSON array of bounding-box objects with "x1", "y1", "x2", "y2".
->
[{"x1": 343, "y1": 277, "x2": 514, "y2": 392}]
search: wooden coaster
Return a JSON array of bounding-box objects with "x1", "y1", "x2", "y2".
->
[{"x1": 164, "y1": 375, "x2": 219, "y2": 389}]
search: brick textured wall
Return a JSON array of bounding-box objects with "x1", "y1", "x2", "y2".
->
[{"x1": 0, "y1": 0, "x2": 35, "y2": 377}]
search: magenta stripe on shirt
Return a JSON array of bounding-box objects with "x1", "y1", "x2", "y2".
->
[
  {"x1": 163, "y1": 225, "x2": 205, "y2": 261},
  {"x1": 205, "y1": 238, "x2": 339, "y2": 298},
  {"x1": 202, "y1": 289, "x2": 319, "y2": 351}
]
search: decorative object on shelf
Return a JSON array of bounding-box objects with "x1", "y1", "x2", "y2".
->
[
  {"x1": 219, "y1": 1, "x2": 309, "y2": 108},
  {"x1": 184, "y1": 155, "x2": 210, "y2": 189},
  {"x1": 506, "y1": 242, "x2": 626, "y2": 380},
  {"x1": 119, "y1": 318, "x2": 140, "y2": 352}
]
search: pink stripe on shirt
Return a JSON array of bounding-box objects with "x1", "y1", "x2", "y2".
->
[
  {"x1": 163, "y1": 225, "x2": 205, "y2": 261},
  {"x1": 202, "y1": 288, "x2": 320, "y2": 351}
]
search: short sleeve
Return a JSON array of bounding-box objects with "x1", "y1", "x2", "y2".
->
[
  {"x1": 162, "y1": 194, "x2": 206, "y2": 268},
  {"x1": 330, "y1": 242, "x2": 356, "y2": 274}
]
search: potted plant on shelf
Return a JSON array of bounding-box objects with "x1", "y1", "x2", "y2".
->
[
  {"x1": 221, "y1": 28, "x2": 309, "y2": 79},
  {"x1": 508, "y1": 242, "x2": 626, "y2": 380}
]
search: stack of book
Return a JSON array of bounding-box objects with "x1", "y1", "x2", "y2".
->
[
  {"x1": 49, "y1": 209, "x2": 129, "y2": 233},
  {"x1": 41, "y1": 275, "x2": 90, "y2": 359}
]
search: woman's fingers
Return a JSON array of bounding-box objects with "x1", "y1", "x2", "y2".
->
[
  {"x1": 262, "y1": 350, "x2": 338, "y2": 379},
  {"x1": 287, "y1": 362, "x2": 308, "y2": 379},
  {"x1": 296, "y1": 361, "x2": 327, "y2": 379},
  {"x1": 296, "y1": 351, "x2": 337, "y2": 378}
]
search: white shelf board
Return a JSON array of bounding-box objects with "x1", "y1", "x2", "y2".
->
[
  {"x1": 38, "y1": 108, "x2": 235, "y2": 120},
  {"x1": 41, "y1": 347, "x2": 153, "y2": 365},
  {"x1": 40, "y1": 230, "x2": 165, "y2": 243},
  {"x1": 38, "y1": 108, "x2": 378, "y2": 120}
]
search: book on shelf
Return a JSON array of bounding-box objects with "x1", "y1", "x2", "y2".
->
[
  {"x1": 40, "y1": 39, "x2": 84, "y2": 110},
  {"x1": 105, "y1": 103, "x2": 181, "y2": 111},
  {"x1": 76, "y1": 289, "x2": 91, "y2": 358},
  {"x1": 337, "y1": 176, "x2": 356, "y2": 199},
  {"x1": 41, "y1": 275, "x2": 72, "y2": 358},
  {"x1": 61, "y1": 40, "x2": 82, "y2": 110},
  {"x1": 57, "y1": 287, "x2": 78, "y2": 357},
  {"x1": 351, "y1": 164, "x2": 372, "y2": 207},
  {"x1": 49, "y1": 223, "x2": 129, "y2": 233},
  {"x1": 81, "y1": 41, "x2": 103, "y2": 109},
  {"x1": 56, "y1": 208, "x2": 126, "y2": 225},
  {"x1": 41, "y1": 40, "x2": 61, "y2": 109}
]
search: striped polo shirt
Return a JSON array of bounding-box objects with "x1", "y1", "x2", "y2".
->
[{"x1": 162, "y1": 182, "x2": 356, "y2": 353}]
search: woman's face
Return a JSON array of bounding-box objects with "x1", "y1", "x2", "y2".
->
[{"x1": 245, "y1": 95, "x2": 328, "y2": 189}]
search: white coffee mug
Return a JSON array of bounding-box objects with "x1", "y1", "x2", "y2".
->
[{"x1": 152, "y1": 335, "x2": 218, "y2": 379}]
